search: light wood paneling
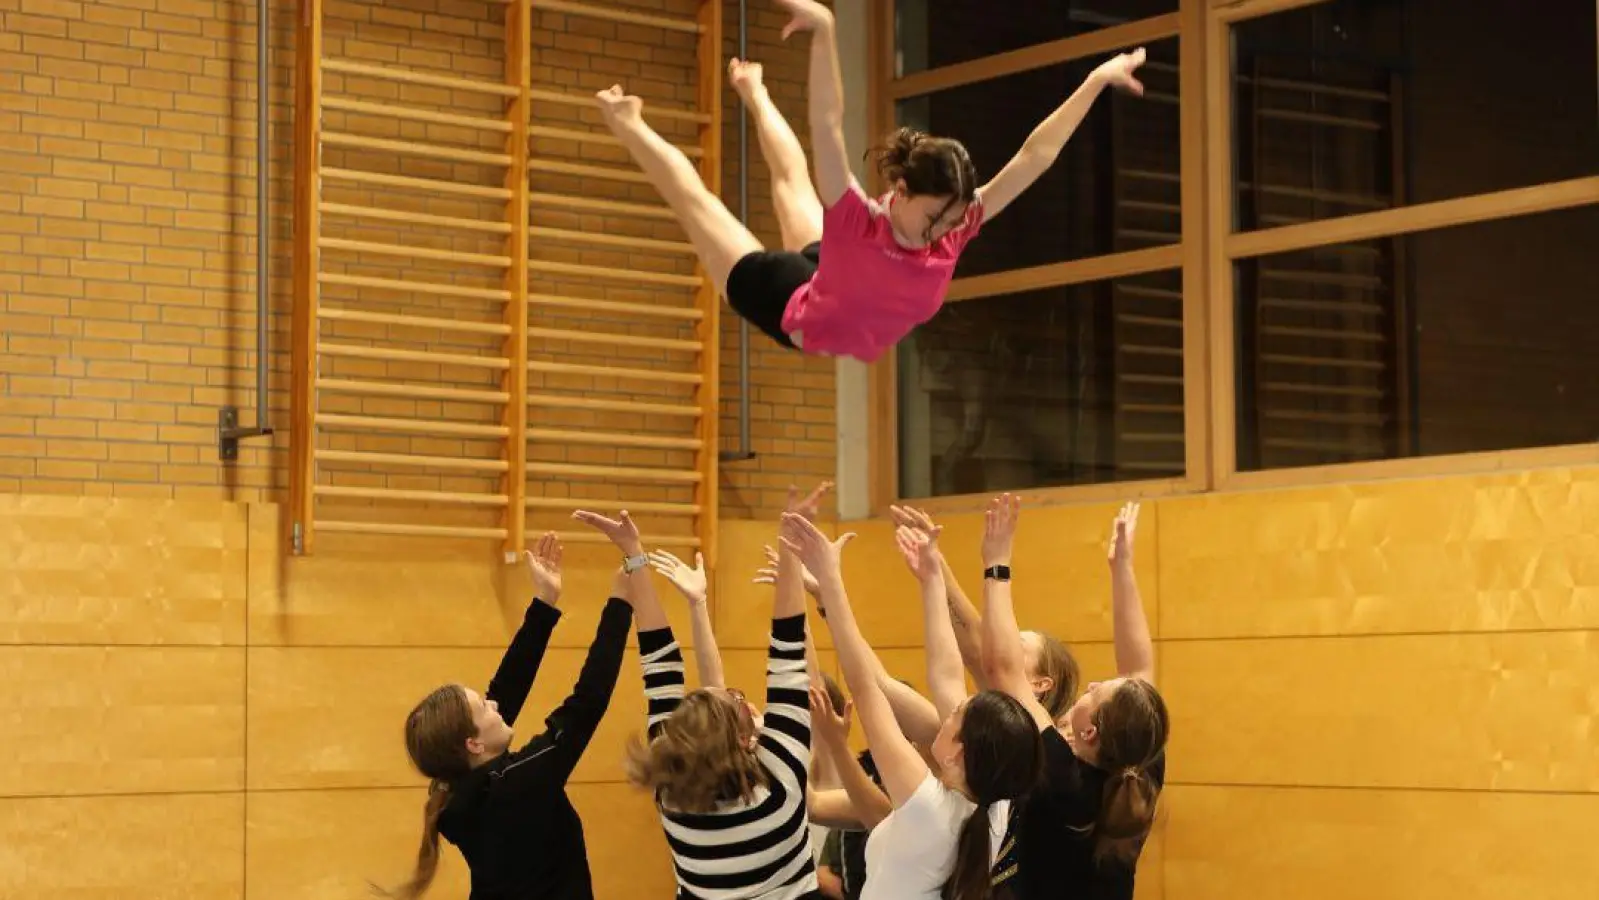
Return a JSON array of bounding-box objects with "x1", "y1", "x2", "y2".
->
[
  {"x1": 1163, "y1": 631, "x2": 1599, "y2": 792},
  {"x1": 247, "y1": 645, "x2": 646, "y2": 790},
  {"x1": 715, "y1": 518, "x2": 833, "y2": 650},
  {"x1": 247, "y1": 784, "x2": 674, "y2": 900},
  {"x1": 0, "y1": 646, "x2": 244, "y2": 796},
  {"x1": 0, "y1": 496, "x2": 246, "y2": 645},
  {"x1": 0, "y1": 792, "x2": 243, "y2": 900},
  {"x1": 1162, "y1": 785, "x2": 1599, "y2": 900},
  {"x1": 1158, "y1": 470, "x2": 1599, "y2": 640}
]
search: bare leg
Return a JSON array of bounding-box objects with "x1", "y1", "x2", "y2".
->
[
  {"x1": 730, "y1": 59, "x2": 824, "y2": 251},
  {"x1": 594, "y1": 86, "x2": 762, "y2": 298}
]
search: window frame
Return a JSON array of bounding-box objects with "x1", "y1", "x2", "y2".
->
[{"x1": 866, "y1": 0, "x2": 1599, "y2": 514}]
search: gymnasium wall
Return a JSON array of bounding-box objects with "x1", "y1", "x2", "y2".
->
[{"x1": 0, "y1": 0, "x2": 835, "y2": 517}]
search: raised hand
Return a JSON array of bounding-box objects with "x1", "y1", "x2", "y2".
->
[
  {"x1": 981, "y1": 493, "x2": 1021, "y2": 568},
  {"x1": 1093, "y1": 47, "x2": 1146, "y2": 96},
  {"x1": 895, "y1": 525, "x2": 942, "y2": 583},
  {"x1": 570, "y1": 509, "x2": 644, "y2": 556},
  {"x1": 649, "y1": 549, "x2": 708, "y2": 606},
  {"x1": 772, "y1": 0, "x2": 835, "y2": 39},
  {"x1": 753, "y1": 544, "x2": 820, "y2": 597},
  {"x1": 524, "y1": 531, "x2": 564, "y2": 604},
  {"x1": 778, "y1": 512, "x2": 853, "y2": 580},
  {"x1": 808, "y1": 684, "x2": 853, "y2": 748},
  {"x1": 1107, "y1": 501, "x2": 1140, "y2": 569},
  {"x1": 888, "y1": 504, "x2": 943, "y2": 541},
  {"x1": 787, "y1": 480, "x2": 835, "y2": 522}
]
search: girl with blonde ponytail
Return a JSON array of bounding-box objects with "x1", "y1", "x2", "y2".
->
[{"x1": 383, "y1": 532, "x2": 635, "y2": 900}]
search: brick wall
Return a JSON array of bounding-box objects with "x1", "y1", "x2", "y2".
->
[{"x1": 0, "y1": 0, "x2": 836, "y2": 520}]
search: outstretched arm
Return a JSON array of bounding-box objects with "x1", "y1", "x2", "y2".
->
[
  {"x1": 648, "y1": 550, "x2": 724, "y2": 688},
  {"x1": 890, "y1": 506, "x2": 991, "y2": 690},
  {"x1": 783, "y1": 514, "x2": 930, "y2": 807},
  {"x1": 1108, "y1": 503, "x2": 1156, "y2": 684},
  {"x1": 486, "y1": 534, "x2": 566, "y2": 727},
  {"x1": 807, "y1": 687, "x2": 893, "y2": 830},
  {"x1": 896, "y1": 527, "x2": 966, "y2": 720},
  {"x1": 977, "y1": 49, "x2": 1147, "y2": 222},
  {"x1": 977, "y1": 495, "x2": 1055, "y2": 731},
  {"x1": 777, "y1": 0, "x2": 852, "y2": 206}
]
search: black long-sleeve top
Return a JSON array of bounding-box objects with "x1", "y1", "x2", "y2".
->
[{"x1": 437, "y1": 596, "x2": 634, "y2": 900}]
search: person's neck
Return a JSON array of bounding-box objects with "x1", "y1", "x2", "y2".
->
[{"x1": 1063, "y1": 728, "x2": 1100, "y2": 767}]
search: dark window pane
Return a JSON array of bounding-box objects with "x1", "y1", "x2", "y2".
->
[
  {"x1": 1230, "y1": 0, "x2": 1598, "y2": 230},
  {"x1": 895, "y1": 0, "x2": 1179, "y2": 75},
  {"x1": 1235, "y1": 204, "x2": 1599, "y2": 472},
  {"x1": 897, "y1": 269, "x2": 1185, "y2": 499},
  {"x1": 892, "y1": 39, "x2": 1179, "y2": 280}
]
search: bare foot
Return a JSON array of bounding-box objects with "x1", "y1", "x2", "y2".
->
[
  {"x1": 593, "y1": 84, "x2": 643, "y2": 131},
  {"x1": 728, "y1": 58, "x2": 765, "y2": 102}
]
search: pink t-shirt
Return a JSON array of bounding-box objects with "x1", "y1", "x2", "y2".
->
[{"x1": 780, "y1": 182, "x2": 984, "y2": 363}]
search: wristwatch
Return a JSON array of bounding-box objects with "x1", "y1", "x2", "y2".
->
[
  {"x1": 622, "y1": 552, "x2": 649, "y2": 574},
  {"x1": 983, "y1": 564, "x2": 1012, "y2": 582}
]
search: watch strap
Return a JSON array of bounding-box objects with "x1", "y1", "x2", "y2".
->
[
  {"x1": 983, "y1": 564, "x2": 1012, "y2": 582},
  {"x1": 622, "y1": 553, "x2": 649, "y2": 574}
]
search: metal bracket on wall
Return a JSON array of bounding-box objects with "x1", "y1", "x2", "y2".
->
[{"x1": 218, "y1": 406, "x2": 274, "y2": 463}]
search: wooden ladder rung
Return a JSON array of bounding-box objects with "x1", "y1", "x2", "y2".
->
[
  {"x1": 322, "y1": 59, "x2": 521, "y2": 97},
  {"x1": 318, "y1": 520, "x2": 509, "y2": 540},
  {"x1": 317, "y1": 377, "x2": 511, "y2": 404},
  {"x1": 530, "y1": 0, "x2": 703, "y2": 34},
  {"x1": 529, "y1": 124, "x2": 702, "y2": 158},
  {"x1": 320, "y1": 343, "x2": 512, "y2": 370},
  {"x1": 320, "y1": 237, "x2": 512, "y2": 267},
  {"x1": 529, "y1": 87, "x2": 710, "y2": 124},
  {"x1": 317, "y1": 449, "x2": 510, "y2": 472},
  {"x1": 315, "y1": 485, "x2": 511, "y2": 507},
  {"x1": 322, "y1": 96, "x2": 512, "y2": 132},
  {"x1": 319, "y1": 413, "x2": 511, "y2": 439},
  {"x1": 529, "y1": 292, "x2": 701, "y2": 320},
  {"x1": 555, "y1": 530, "x2": 700, "y2": 548},
  {"x1": 321, "y1": 166, "x2": 513, "y2": 200},
  {"x1": 318, "y1": 272, "x2": 513, "y2": 303},
  {"x1": 530, "y1": 225, "x2": 693, "y2": 254},
  {"x1": 526, "y1": 496, "x2": 700, "y2": 515},
  {"x1": 530, "y1": 259, "x2": 702, "y2": 288},
  {"x1": 321, "y1": 202, "x2": 513, "y2": 235},
  {"x1": 528, "y1": 326, "x2": 702, "y2": 353},
  {"x1": 525, "y1": 427, "x2": 702, "y2": 451},
  {"x1": 530, "y1": 191, "x2": 675, "y2": 220},
  {"x1": 531, "y1": 158, "x2": 650, "y2": 184},
  {"x1": 528, "y1": 360, "x2": 702, "y2": 385},
  {"x1": 319, "y1": 307, "x2": 513, "y2": 336},
  {"x1": 527, "y1": 393, "x2": 701, "y2": 417},
  {"x1": 322, "y1": 131, "x2": 514, "y2": 167},
  {"x1": 526, "y1": 460, "x2": 701, "y2": 483}
]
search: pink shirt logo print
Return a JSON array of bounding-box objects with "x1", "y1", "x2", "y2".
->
[{"x1": 781, "y1": 183, "x2": 985, "y2": 364}]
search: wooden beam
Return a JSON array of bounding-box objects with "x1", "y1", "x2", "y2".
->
[
  {"x1": 1211, "y1": 0, "x2": 1332, "y2": 25},
  {"x1": 1226, "y1": 176, "x2": 1599, "y2": 260},
  {"x1": 1179, "y1": 0, "x2": 1212, "y2": 490},
  {"x1": 945, "y1": 245, "x2": 1183, "y2": 302},
  {"x1": 866, "y1": 0, "x2": 898, "y2": 515},
  {"x1": 289, "y1": 0, "x2": 323, "y2": 556},
  {"x1": 503, "y1": 0, "x2": 533, "y2": 561},
  {"x1": 1204, "y1": 0, "x2": 1239, "y2": 485},
  {"x1": 888, "y1": 14, "x2": 1182, "y2": 100}
]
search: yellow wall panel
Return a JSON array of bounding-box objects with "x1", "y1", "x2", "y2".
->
[
  {"x1": 1158, "y1": 469, "x2": 1599, "y2": 640},
  {"x1": 247, "y1": 646, "x2": 648, "y2": 790},
  {"x1": 0, "y1": 495, "x2": 246, "y2": 645},
  {"x1": 0, "y1": 792, "x2": 243, "y2": 900},
  {"x1": 247, "y1": 784, "x2": 676, "y2": 900},
  {"x1": 1162, "y1": 631, "x2": 1599, "y2": 792},
  {"x1": 0, "y1": 646, "x2": 244, "y2": 796},
  {"x1": 1161, "y1": 785, "x2": 1599, "y2": 900},
  {"x1": 838, "y1": 518, "x2": 939, "y2": 648}
]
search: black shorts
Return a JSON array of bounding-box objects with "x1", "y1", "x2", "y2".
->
[{"x1": 725, "y1": 242, "x2": 820, "y2": 351}]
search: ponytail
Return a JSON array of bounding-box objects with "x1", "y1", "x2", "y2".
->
[
  {"x1": 1085, "y1": 678, "x2": 1169, "y2": 866},
  {"x1": 941, "y1": 800, "x2": 995, "y2": 900},
  {"x1": 372, "y1": 779, "x2": 451, "y2": 900}
]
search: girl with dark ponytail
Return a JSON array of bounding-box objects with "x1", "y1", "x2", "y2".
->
[
  {"x1": 780, "y1": 513, "x2": 1042, "y2": 900},
  {"x1": 979, "y1": 497, "x2": 1168, "y2": 900},
  {"x1": 381, "y1": 532, "x2": 636, "y2": 900},
  {"x1": 593, "y1": 0, "x2": 1146, "y2": 365}
]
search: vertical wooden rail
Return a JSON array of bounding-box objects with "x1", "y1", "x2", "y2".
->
[
  {"x1": 503, "y1": 0, "x2": 532, "y2": 560},
  {"x1": 693, "y1": 0, "x2": 724, "y2": 574},
  {"x1": 289, "y1": 0, "x2": 324, "y2": 555}
]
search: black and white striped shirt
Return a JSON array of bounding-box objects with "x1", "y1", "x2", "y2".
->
[{"x1": 638, "y1": 614, "x2": 817, "y2": 900}]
